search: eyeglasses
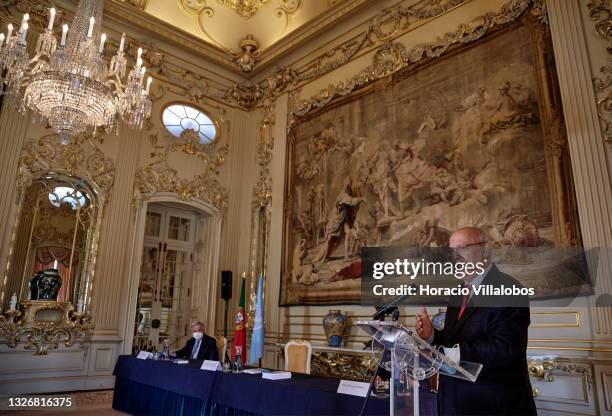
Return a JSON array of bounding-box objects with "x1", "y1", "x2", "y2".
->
[
  {"x1": 451, "y1": 241, "x2": 487, "y2": 251},
  {"x1": 451, "y1": 241, "x2": 487, "y2": 260}
]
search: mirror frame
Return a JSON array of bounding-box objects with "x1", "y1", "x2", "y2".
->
[
  {"x1": 15, "y1": 175, "x2": 101, "y2": 306},
  {"x1": 2, "y1": 134, "x2": 115, "y2": 314}
]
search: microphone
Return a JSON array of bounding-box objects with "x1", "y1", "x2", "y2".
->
[
  {"x1": 159, "y1": 331, "x2": 191, "y2": 349},
  {"x1": 372, "y1": 284, "x2": 417, "y2": 320}
]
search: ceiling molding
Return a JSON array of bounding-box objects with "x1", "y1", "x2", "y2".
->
[
  {"x1": 215, "y1": 0, "x2": 272, "y2": 20},
  {"x1": 125, "y1": 0, "x2": 487, "y2": 111},
  {"x1": 2, "y1": 0, "x2": 542, "y2": 113},
  {"x1": 105, "y1": 0, "x2": 371, "y2": 77},
  {"x1": 287, "y1": 0, "x2": 548, "y2": 121},
  {"x1": 249, "y1": 0, "x2": 371, "y2": 75},
  {"x1": 105, "y1": 0, "x2": 239, "y2": 74}
]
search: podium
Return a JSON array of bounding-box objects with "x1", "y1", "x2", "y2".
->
[{"x1": 356, "y1": 320, "x2": 482, "y2": 416}]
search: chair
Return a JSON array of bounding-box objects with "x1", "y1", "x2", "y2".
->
[
  {"x1": 215, "y1": 336, "x2": 227, "y2": 362},
  {"x1": 284, "y1": 340, "x2": 312, "y2": 374}
]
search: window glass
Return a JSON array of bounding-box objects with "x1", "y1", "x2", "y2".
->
[
  {"x1": 144, "y1": 212, "x2": 162, "y2": 237},
  {"x1": 162, "y1": 104, "x2": 217, "y2": 144},
  {"x1": 168, "y1": 216, "x2": 190, "y2": 241}
]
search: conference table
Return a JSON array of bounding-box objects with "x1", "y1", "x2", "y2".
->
[{"x1": 112, "y1": 355, "x2": 438, "y2": 415}]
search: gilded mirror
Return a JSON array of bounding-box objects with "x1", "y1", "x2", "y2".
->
[{"x1": 2, "y1": 174, "x2": 102, "y2": 312}]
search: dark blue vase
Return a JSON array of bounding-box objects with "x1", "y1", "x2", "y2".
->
[{"x1": 36, "y1": 269, "x2": 62, "y2": 300}]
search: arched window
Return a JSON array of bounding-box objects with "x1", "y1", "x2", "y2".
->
[
  {"x1": 162, "y1": 103, "x2": 217, "y2": 144},
  {"x1": 48, "y1": 186, "x2": 88, "y2": 209}
]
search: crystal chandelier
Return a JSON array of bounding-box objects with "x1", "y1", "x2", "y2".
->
[{"x1": 0, "y1": 0, "x2": 152, "y2": 142}]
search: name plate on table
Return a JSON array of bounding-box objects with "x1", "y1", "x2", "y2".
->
[
  {"x1": 337, "y1": 380, "x2": 370, "y2": 397},
  {"x1": 136, "y1": 351, "x2": 153, "y2": 360},
  {"x1": 200, "y1": 360, "x2": 221, "y2": 371}
]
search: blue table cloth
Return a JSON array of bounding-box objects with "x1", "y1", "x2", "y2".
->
[{"x1": 113, "y1": 355, "x2": 437, "y2": 415}]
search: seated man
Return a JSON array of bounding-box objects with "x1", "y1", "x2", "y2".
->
[
  {"x1": 175, "y1": 321, "x2": 219, "y2": 361},
  {"x1": 416, "y1": 227, "x2": 536, "y2": 415}
]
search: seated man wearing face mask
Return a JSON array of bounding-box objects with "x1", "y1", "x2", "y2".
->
[{"x1": 175, "y1": 321, "x2": 219, "y2": 361}]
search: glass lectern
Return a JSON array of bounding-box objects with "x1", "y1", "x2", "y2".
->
[{"x1": 356, "y1": 320, "x2": 483, "y2": 416}]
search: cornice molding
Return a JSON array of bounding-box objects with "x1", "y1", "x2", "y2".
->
[
  {"x1": 288, "y1": 0, "x2": 547, "y2": 123},
  {"x1": 249, "y1": 0, "x2": 371, "y2": 75},
  {"x1": 158, "y1": 0, "x2": 484, "y2": 110},
  {"x1": 105, "y1": 0, "x2": 370, "y2": 76},
  {"x1": 118, "y1": 0, "x2": 546, "y2": 112},
  {"x1": 0, "y1": 0, "x2": 549, "y2": 113},
  {"x1": 105, "y1": 0, "x2": 238, "y2": 73},
  {"x1": 103, "y1": 0, "x2": 475, "y2": 79}
]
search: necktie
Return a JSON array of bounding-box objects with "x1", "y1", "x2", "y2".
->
[
  {"x1": 458, "y1": 285, "x2": 472, "y2": 319},
  {"x1": 192, "y1": 339, "x2": 201, "y2": 359}
]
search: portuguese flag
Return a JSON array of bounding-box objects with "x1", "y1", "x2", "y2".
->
[{"x1": 231, "y1": 277, "x2": 247, "y2": 363}]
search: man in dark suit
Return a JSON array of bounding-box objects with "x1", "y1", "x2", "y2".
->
[
  {"x1": 416, "y1": 227, "x2": 536, "y2": 415},
  {"x1": 175, "y1": 321, "x2": 219, "y2": 361}
]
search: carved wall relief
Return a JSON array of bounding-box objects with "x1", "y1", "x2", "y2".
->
[
  {"x1": 247, "y1": 101, "x2": 275, "y2": 323},
  {"x1": 588, "y1": 0, "x2": 612, "y2": 143},
  {"x1": 134, "y1": 117, "x2": 230, "y2": 211},
  {"x1": 16, "y1": 134, "x2": 115, "y2": 200}
]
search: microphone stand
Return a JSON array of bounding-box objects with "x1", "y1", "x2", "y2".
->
[
  {"x1": 359, "y1": 315, "x2": 399, "y2": 416},
  {"x1": 157, "y1": 332, "x2": 190, "y2": 358},
  {"x1": 359, "y1": 287, "x2": 414, "y2": 416},
  {"x1": 372, "y1": 286, "x2": 415, "y2": 320}
]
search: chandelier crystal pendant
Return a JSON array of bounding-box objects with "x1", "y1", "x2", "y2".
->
[{"x1": 0, "y1": 0, "x2": 152, "y2": 143}]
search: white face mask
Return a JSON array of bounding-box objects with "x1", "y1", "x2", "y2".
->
[{"x1": 192, "y1": 331, "x2": 204, "y2": 340}]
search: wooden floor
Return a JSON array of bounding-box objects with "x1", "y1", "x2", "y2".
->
[{"x1": 0, "y1": 390, "x2": 124, "y2": 415}]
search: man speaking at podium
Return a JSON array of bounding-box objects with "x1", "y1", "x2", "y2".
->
[{"x1": 416, "y1": 227, "x2": 536, "y2": 415}]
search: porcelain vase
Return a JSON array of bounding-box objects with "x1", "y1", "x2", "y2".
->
[{"x1": 322, "y1": 309, "x2": 346, "y2": 347}]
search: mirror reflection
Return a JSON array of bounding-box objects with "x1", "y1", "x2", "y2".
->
[{"x1": 3, "y1": 174, "x2": 100, "y2": 309}]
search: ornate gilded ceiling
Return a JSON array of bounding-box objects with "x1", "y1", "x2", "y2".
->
[{"x1": 115, "y1": 0, "x2": 369, "y2": 73}]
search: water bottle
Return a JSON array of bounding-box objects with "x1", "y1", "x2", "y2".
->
[
  {"x1": 233, "y1": 347, "x2": 243, "y2": 373},
  {"x1": 162, "y1": 339, "x2": 171, "y2": 360}
]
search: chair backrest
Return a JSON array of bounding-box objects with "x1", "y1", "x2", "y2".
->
[
  {"x1": 215, "y1": 336, "x2": 227, "y2": 362},
  {"x1": 284, "y1": 340, "x2": 312, "y2": 374}
]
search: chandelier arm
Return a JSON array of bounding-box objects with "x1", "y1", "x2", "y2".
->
[
  {"x1": 27, "y1": 53, "x2": 44, "y2": 69},
  {"x1": 105, "y1": 77, "x2": 125, "y2": 94},
  {"x1": 28, "y1": 57, "x2": 51, "y2": 75}
]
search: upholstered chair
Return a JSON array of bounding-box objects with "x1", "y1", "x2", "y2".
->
[{"x1": 284, "y1": 340, "x2": 312, "y2": 374}]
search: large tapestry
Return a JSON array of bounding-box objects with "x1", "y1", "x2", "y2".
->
[{"x1": 281, "y1": 17, "x2": 581, "y2": 305}]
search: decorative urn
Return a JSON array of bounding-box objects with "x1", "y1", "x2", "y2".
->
[
  {"x1": 36, "y1": 269, "x2": 62, "y2": 300},
  {"x1": 323, "y1": 309, "x2": 346, "y2": 347}
]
